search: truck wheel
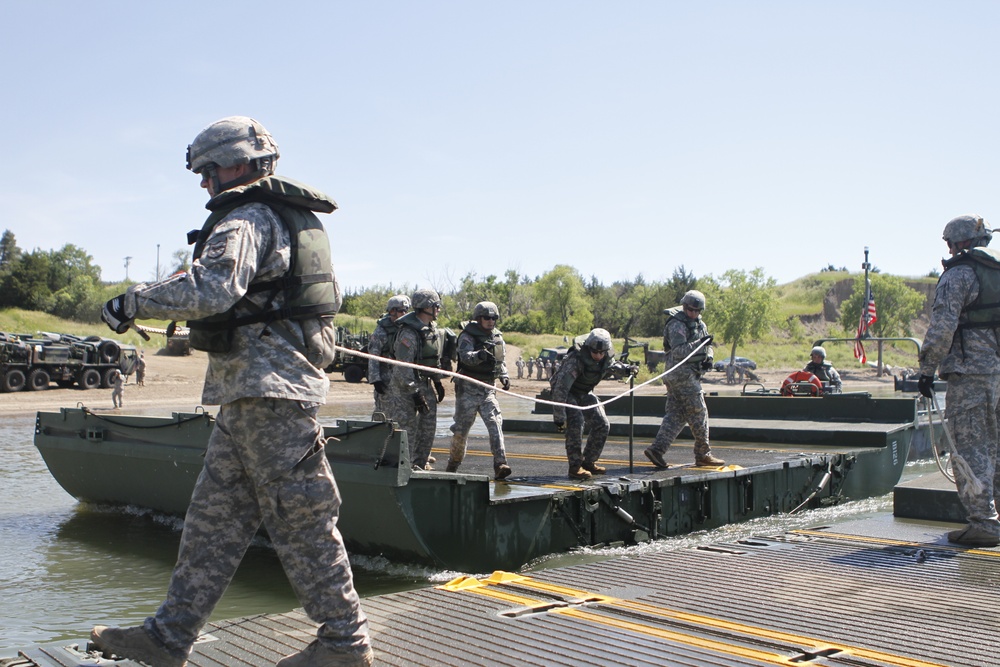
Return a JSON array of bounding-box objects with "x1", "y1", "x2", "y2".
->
[
  {"x1": 2, "y1": 369, "x2": 26, "y2": 393},
  {"x1": 101, "y1": 368, "x2": 118, "y2": 388},
  {"x1": 343, "y1": 364, "x2": 366, "y2": 384},
  {"x1": 27, "y1": 368, "x2": 50, "y2": 391},
  {"x1": 98, "y1": 340, "x2": 120, "y2": 364},
  {"x1": 79, "y1": 368, "x2": 101, "y2": 390}
]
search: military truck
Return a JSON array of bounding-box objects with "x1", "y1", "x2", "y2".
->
[
  {"x1": 623, "y1": 338, "x2": 667, "y2": 373},
  {"x1": 324, "y1": 326, "x2": 370, "y2": 383},
  {"x1": 537, "y1": 346, "x2": 568, "y2": 365},
  {"x1": 0, "y1": 332, "x2": 139, "y2": 392}
]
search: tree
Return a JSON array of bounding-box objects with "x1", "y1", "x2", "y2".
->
[
  {"x1": 706, "y1": 268, "x2": 778, "y2": 364},
  {"x1": 839, "y1": 273, "x2": 925, "y2": 338},
  {"x1": 0, "y1": 230, "x2": 21, "y2": 273},
  {"x1": 172, "y1": 248, "x2": 192, "y2": 274},
  {"x1": 534, "y1": 265, "x2": 592, "y2": 334}
]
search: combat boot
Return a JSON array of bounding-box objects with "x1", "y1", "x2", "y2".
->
[
  {"x1": 90, "y1": 625, "x2": 189, "y2": 667},
  {"x1": 582, "y1": 461, "x2": 606, "y2": 475},
  {"x1": 445, "y1": 459, "x2": 460, "y2": 473},
  {"x1": 277, "y1": 640, "x2": 374, "y2": 667},
  {"x1": 568, "y1": 465, "x2": 593, "y2": 481},
  {"x1": 495, "y1": 463, "x2": 512, "y2": 480},
  {"x1": 947, "y1": 525, "x2": 1000, "y2": 547},
  {"x1": 695, "y1": 453, "x2": 726, "y2": 467},
  {"x1": 644, "y1": 447, "x2": 669, "y2": 469}
]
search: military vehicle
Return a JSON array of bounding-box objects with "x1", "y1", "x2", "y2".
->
[
  {"x1": 623, "y1": 338, "x2": 667, "y2": 372},
  {"x1": 325, "y1": 326, "x2": 370, "y2": 383},
  {"x1": 0, "y1": 331, "x2": 139, "y2": 392},
  {"x1": 537, "y1": 346, "x2": 567, "y2": 365}
]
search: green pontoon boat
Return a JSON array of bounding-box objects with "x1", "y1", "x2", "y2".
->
[{"x1": 34, "y1": 390, "x2": 916, "y2": 573}]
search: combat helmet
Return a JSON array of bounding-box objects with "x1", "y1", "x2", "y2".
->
[
  {"x1": 585, "y1": 328, "x2": 613, "y2": 353},
  {"x1": 680, "y1": 290, "x2": 706, "y2": 311},
  {"x1": 386, "y1": 294, "x2": 411, "y2": 312},
  {"x1": 942, "y1": 215, "x2": 992, "y2": 247},
  {"x1": 811, "y1": 346, "x2": 827, "y2": 359},
  {"x1": 473, "y1": 301, "x2": 500, "y2": 320},
  {"x1": 411, "y1": 288, "x2": 442, "y2": 312},
  {"x1": 186, "y1": 116, "x2": 279, "y2": 193}
]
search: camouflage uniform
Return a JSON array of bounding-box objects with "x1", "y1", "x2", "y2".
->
[
  {"x1": 449, "y1": 322, "x2": 509, "y2": 472},
  {"x1": 367, "y1": 316, "x2": 396, "y2": 414},
  {"x1": 387, "y1": 317, "x2": 443, "y2": 469},
  {"x1": 649, "y1": 310, "x2": 715, "y2": 460},
  {"x1": 516, "y1": 357, "x2": 525, "y2": 379},
  {"x1": 805, "y1": 360, "x2": 842, "y2": 392},
  {"x1": 536, "y1": 359, "x2": 544, "y2": 380},
  {"x1": 123, "y1": 197, "x2": 369, "y2": 660},
  {"x1": 111, "y1": 369, "x2": 124, "y2": 407},
  {"x1": 551, "y1": 349, "x2": 611, "y2": 469},
  {"x1": 919, "y1": 260, "x2": 1000, "y2": 538},
  {"x1": 527, "y1": 357, "x2": 535, "y2": 378}
]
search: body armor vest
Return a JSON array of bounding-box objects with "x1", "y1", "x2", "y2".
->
[
  {"x1": 374, "y1": 315, "x2": 401, "y2": 356},
  {"x1": 187, "y1": 176, "x2": 339, "y2": 353},
  {"x1": 393, "y1": 312, "x2": 444, "y2": 369},
  {"x1": 559, "y1": 343, "x2": 613, "y2": 396},
  {"x1": 663, "y1": 306, "x2": 708, "y2": 364},
  {"x1": 457, "y1": 322, "x2": 503, "y2": 383},
  {"x1": 942, "y1": 247, "x2": 1000, "y2": 331},
  {"x1": 805, "y1": 361, "x2": 834, "y2": 383}
]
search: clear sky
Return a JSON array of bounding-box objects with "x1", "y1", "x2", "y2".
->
[{"x1": 2, "y1": 2, "x2": 997, "y2": 294}]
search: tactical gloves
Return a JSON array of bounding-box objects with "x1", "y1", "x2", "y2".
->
[
  {"x1": 101, "y1": 294, "x2": 133, "y2": 334},
  {"x1": 701, "y1": 359, "x2": 714, "y2": 371},
  {"x1": 700, "y1": 335, "x2": 713, "y2": 346},
  {"x1": 917, "y1": 375, "x2": 935, "y2": 399},
  {"x1": 413, "y1": 392, "x2": 431, "y2": 414},
  {"x1": 553, "y1": 418, "x2": 566, "y2": 433},
  {"x1": 476, "y1": 348, "x2": 493, "y2": 363},
  {"x1": 372, "y1": 380, "x2": 387, "y2": 395},
  {"x1": 500, "y1": 376, "x2": 510, "y2": 391},
  {"x1": 433, "y1": 380, "x2": 446, "y2": 403}
]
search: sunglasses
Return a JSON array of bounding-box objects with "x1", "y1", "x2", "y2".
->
[
  {"x1": 684, "y1": 305, "x2": 703, "y2": 313},
  {"x1": 481, "y1": 315, "x2": 499, "y2": 321}
]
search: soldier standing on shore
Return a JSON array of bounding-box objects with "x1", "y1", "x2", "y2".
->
[
  {"x1": 527, "y1": 356, "x2": 535, "y2": 378},
  {"x1": 445, "y1": 301, "x2": 512, "y2": 479},
  {"x1": 644, "y1": 290, "x2": 726, "y2": 469},
  {"x1": 135, "y1": 352, "x2": 146, "y2": 387},
  {"x1": 918, "y1": 215, "x2": 1000, "y2": 547},
  {"x1": 111, "y1": 368, "x2": 125, "y2": 408},
  {"x1": 516, "y1": 356, "x2": 525, "y2": 379},
  {"x1": 367, "y1": 294, "x2": 410, "y2": 414}
]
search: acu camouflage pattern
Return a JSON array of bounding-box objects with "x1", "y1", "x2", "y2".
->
[
  {"x1": 650, "y1": 311, "x2": 713, "y2": 458},
  {"x1": 146, "y1": 398, "x2": 370, "y2": 660},
  {"x1": 127, "y1": 202, "x2": 332, "y2": 406},
  {"x1": 366, "y1": 317, "x2": 395, "y2": 413},
  {"x1": 919, "y1": 263, "x2": 1000, "y2": 537},
  {"x1": 386, "y1": 324, "x2": 444, "y2": 468},
  {"x1": 550, "y1": 353, "x2": 610, "y2": 468},
  {"x1": 449, "y1": 326, "x2": 510, "y2": 468}
]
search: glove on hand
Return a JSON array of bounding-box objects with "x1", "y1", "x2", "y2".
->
[
  {"x1": 372, "y1": 380, "x2": 387, "y2": 395},
  {"x1": 699, "y1": 335, "x2": 713, "y2": 346},
  {"x1": 917, "y1": 375, "x2": 935, "y2": 399},
  {"x1": 553, "y1": 419, "x2": 566, "y2": 433},
  {"x1": 476, "y1": 348, "x2": 493, "y2": 363},
  {"x1": 433, "y1": 380, "x2": 446, "y2": 403},
  {"x1": 701, "y1": 359, "x2": 714, "y2": 371},
  {"x1": 413, "y1": 391, "x2": 431, "y2": 414},
  {"x1": 101, "y1": 294, "x2": 133, "y2": 334},
  {"x1": 500, "y1": 376, "x2": 510, "y2": 391}
]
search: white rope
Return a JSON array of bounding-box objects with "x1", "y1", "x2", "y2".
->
[
  {"x1": 926, "y1": 394, "x2": 984, "y2": 495},
  {"x1": 333, "y1": 338, "x2": 712, "y2": 412}
]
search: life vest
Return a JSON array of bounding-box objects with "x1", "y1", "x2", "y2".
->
[
  {"x1": 781, "y1": 371, "x2": 823, "y2": 397},
  {"x1": 942, "y1": 247, "x2": 1000, "y2": 331},
  {"x1": 457, "y1": 321, "x2": 504, "y2": 383},
  {"x1": 804, "y1": 361, "x2": 834, "y2": 384},
  {"x1": 663, "y1": 306, "x2": 709, "y2": 364},
  {"x1": 392, "y1": 311, "x2": 445, "y2": 369},
  {"x1": 187, "y1": 176, "x2": 339, "y2": 353}
]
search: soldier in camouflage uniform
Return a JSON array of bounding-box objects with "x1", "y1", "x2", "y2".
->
[
  {"x1": 527, "y1": 356, "x2": 535, "y2": 378},
  {"x1": 94, "y1": 117, "x2": 372, "y2": 667},
  {"x1": 516, "y1": 356, "x2": 525, "y2": 379},
  {"x1": 919, "y1": 215, "x2": 1000, "y2": 548},
  {"x1": 804, "y1": 346, "x2": 842, "y2": 393},
  {"x1": 536, "y1": 357, "x2": 545, "y2": 380},
  {"x1": 551, "y1": 328, "x2": 623, "y2": 480},
  {"x1": 367, "y1": 294, "x2": 410, "y2": 415},
  {"x1": 644, "y1": 290, "x2": 726, "y2": 469},
  {"x1": 386, "y1": 288, "x2": 447, "y2": 470},
  {"x1": 445, "y1": 302, "x2": 512, "y2": 479}
]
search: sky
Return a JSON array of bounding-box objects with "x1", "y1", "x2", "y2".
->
[{"x1": 2, "y1": 2, "x2": 999, "y2": 295}]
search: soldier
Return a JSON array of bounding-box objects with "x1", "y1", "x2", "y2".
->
[
  {"x1": 135, "y1": 352, "x2": 146, "y2": 387},
  {"x1": 446, "y1": 301, "x2": 512, "y2": 479},
  {"x1": 515, "y1": 356, "x2": 525, "y2": 379},
  {"x1": 804, "y1": 346, "x2": 842, "y2": 393},
  {"x1": 918, "y1": 215, "x2": 1000, "y2": 547},
  {"x1": 644, "y1": 290, "x2": 726, "y2": 469},
  {"x1": 94, "y1": 116, "x2": 372, "y2": 667},
  {"x1": 387, "y1": 288, "x2": 447, "y2": 471},
  {"x1": 367, "y1": 294, "x2": 410, "y2": 414},
  {"x1": 526, "y1": 356, "x2": 535, "y2": 378},
  {"x1": 536, "y1": 357, "x2": 545, "y2": 380},
  {"x1": 111, "y1": 368, "x2": 125, "y2": 408},
  {"x1": 551, "y1": 328, "x2": 624, "y2": 480}
]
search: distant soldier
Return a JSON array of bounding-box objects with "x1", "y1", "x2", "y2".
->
[
  {"x1": 515, "y1": 356, "x2": 525, "y2": 379},
  {"x1": 135, "y1": 352, "x2": 146, "y2": 387},
  {"x1": 545, "y1": 359, "x2": 553, "y2": 380},
  {"x1": 367, "y1": 294, "x2": 411, "y2": 414},
  {"x1": 527, "y1": 356, "x2": 535, "y2": 378},
  {"x1": 550, "y1": 328, "x2": 626, "y2": 480},
  {"x1": 804, "y1": 346, "x2": 842, "y2": 393},
  {"x1": 386, "y1": 288, "x2": 447, "y2": 470},
  {"x1": 536, "y1": 358, "x2": 544, "y2": 380},
  {"x1": 645, "y1": 290, "x2": 726, "y2": 469},
  {"x1": 918, "y1": 215, "x2": 1000, "y2": 547},
  {"x1": 111, "y1": 368, "x2": 125, "y2": 408},
  {"x1": 446, "y1": 302, "x2": 512, "y2": 479}
]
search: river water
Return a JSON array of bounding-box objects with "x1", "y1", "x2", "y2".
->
[{"x1": 0, "y1": 398, "x2": 938, "y2": 655}]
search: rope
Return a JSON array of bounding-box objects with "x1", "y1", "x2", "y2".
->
[
  {"x1": 334, "y1": 338, "x2": 712, "y2": 413},
  {"x1": 925, "y1": 394, "x2": 984, "y2": 495}
]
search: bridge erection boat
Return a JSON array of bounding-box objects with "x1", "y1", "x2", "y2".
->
[{"x1": 34, "y1": 390, "x2": 916, "y2": 573}]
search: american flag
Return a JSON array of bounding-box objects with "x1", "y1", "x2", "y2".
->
[{"x1": 853, "y1": 281, "x2": 878, "y2": 364}]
